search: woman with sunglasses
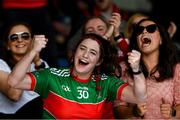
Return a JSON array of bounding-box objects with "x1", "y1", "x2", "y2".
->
[
  {"x1": 116, "y1": 18, "x2": 180, "y2": 119},
  {"x1": 7, "y1": 33, "x2": 147, "y2": 119},
  {"x1": 0, "y1": 22, "x2": 49, "y2": 118}
]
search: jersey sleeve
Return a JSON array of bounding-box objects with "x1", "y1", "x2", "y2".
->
[
  {"x1": 28, "y1": 68, "x2": 51, "y2": 98},
  {"x1": 107, "y1": 76, "x2": 128, "y2": 101}
]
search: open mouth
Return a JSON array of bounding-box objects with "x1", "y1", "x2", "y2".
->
[
  {"x1": 141, "y1": 36, "x2": 152, "y2": 48},
  {"x1": 143, "y1": 37, "x2": 151, "y2": 44},
  {"x1": 79, "y1": 59, "x2": 89, "y2": 66}
]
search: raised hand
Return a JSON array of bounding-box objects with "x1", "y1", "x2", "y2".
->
[
  {"x1": 104, "y1": 12, "x2": 121, "y2": 39},
  {"x1": 32, "y1": 35, "x2": 48, "y2": 53},
  {"x1": 127, "y1": 50, "x2": 141, "y2": 72},
  {"x1": 137, "y1": 102, "x2": 147, "y2": 116},
  {"x1": 108, "y1": 12, "x2": 121, "y2": 36},
  {"x1": 160, "y1": 98, "x2": 172, "y2": 118}
]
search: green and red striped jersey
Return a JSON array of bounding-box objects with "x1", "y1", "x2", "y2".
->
[{"x1": 29, "y1": 68, "x2": 128, "y2": 119}]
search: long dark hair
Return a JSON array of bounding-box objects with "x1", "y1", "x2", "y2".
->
[
  {"x1": 130, "y1": 18, "x2": 178, "y2": 82},
  {"x1": 2, "y1": 22, "x2": 33, "y2": 69}
]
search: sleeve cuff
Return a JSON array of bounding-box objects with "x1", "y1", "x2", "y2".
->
[
  {"x1": 27, "y1": 73, "x2": 36, "y2": 90},
  {"x1": 117, "y1": 83, "x2": 129, "y2": 101}
]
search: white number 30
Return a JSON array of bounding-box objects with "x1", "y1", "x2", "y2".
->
[{"x1": 77, "y1": 90, "x2": 89, "y2": 99}]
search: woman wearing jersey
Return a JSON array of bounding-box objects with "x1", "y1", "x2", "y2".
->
[
  {"x1": 8, "y1": 33, "x2": 147, "y2": 119},
  {"x1": 67, "y1": 13, "x2": 129, "y2": 118}
]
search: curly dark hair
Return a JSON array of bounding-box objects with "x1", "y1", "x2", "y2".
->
[{"x1": 129, "y1": 18, "x2": 178, "y2": 82}]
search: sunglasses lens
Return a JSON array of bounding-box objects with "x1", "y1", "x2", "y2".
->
[
  {"x1": 146, "y1": 25, "x2": 157, "y2": 33},
  {"x1": 21, "y1": 32, "x2": 30, "y2": 40},
  {"x1": 136, "y1": 26, "x2": 144, "y2": 35},
  {"x1": 136, "y1": 24, "x2": 157, "y2": 34},
  {"x1": 9, "y1": 32, "x2": 31, "y2": 41},
  {"x1": 9, "y1": 34, "x2": 18, "y2": 41}
]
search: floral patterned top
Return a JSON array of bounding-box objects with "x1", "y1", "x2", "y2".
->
[{"x1": 115, "y1": 62, "x2": 180, "y2": 119}]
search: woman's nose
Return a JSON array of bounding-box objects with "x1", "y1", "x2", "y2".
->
[
  {"x1": 17, "y1": 37, "x2": 23, "y2": 42},
  {"x1": 83, "y1": 51, "x2": 89, "y2": 58}
]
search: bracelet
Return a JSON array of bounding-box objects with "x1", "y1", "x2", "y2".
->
[
  {"x1": 114, "y1": 33, "x2": 124, "y2": 41},
  {"x1": 132, "y1": 68, "x2": 142, "y2": 75},
  {"x1": 171, "y1": 107, "x2": 176, "y2": 117},
  {"x1": 35, "y1": 61, "x2": 45, "y2": 70}
]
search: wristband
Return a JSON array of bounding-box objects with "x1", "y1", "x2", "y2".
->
[
  {"x1": 114, "y1": 33, "x2": 124, "y2": 41},
  {"x1": 171, "y1": 107, "x2": 176, "y2": 117},
  {"x1": 132, "y1": 69, "x2": 142, "y2": 75}
]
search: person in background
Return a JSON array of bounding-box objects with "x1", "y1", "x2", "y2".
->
[
  {"x1": 0, "y1": 0, "x2": 59, "y2": 67},
  {"x1": 124, "y1": 13, "x2": 149, "y2": 39},
  {"x1": 92, "y1": 0, "x2": 129, "y2": 32},
  {"x1": 116, "y1": 18, "x2": 180, "y2": 119},
  {"x1": 0, "y1": 22, "x2": 49, "y2": 119},
  {"x1": 8, "y1": 33, "x2": 147, "y2": 119}
]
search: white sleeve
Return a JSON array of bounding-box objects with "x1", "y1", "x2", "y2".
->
[{"x1": 0, "y1": 59, "x2": 11, "y2": 73}]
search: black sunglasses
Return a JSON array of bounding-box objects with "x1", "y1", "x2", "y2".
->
[
  {"x1": 136, "y1": 24, "x2": 158, "y2": 35},
  {"x1": 9, "y1": 32, "x2": 31, "y2": 42}
]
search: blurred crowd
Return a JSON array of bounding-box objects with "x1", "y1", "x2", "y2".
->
[
  {"x1": 0, "y1": 0, "x2": 180, "y2": 119},
  {"x1": 0, "y1": 0, "x2": 179, "y2": 67}
]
